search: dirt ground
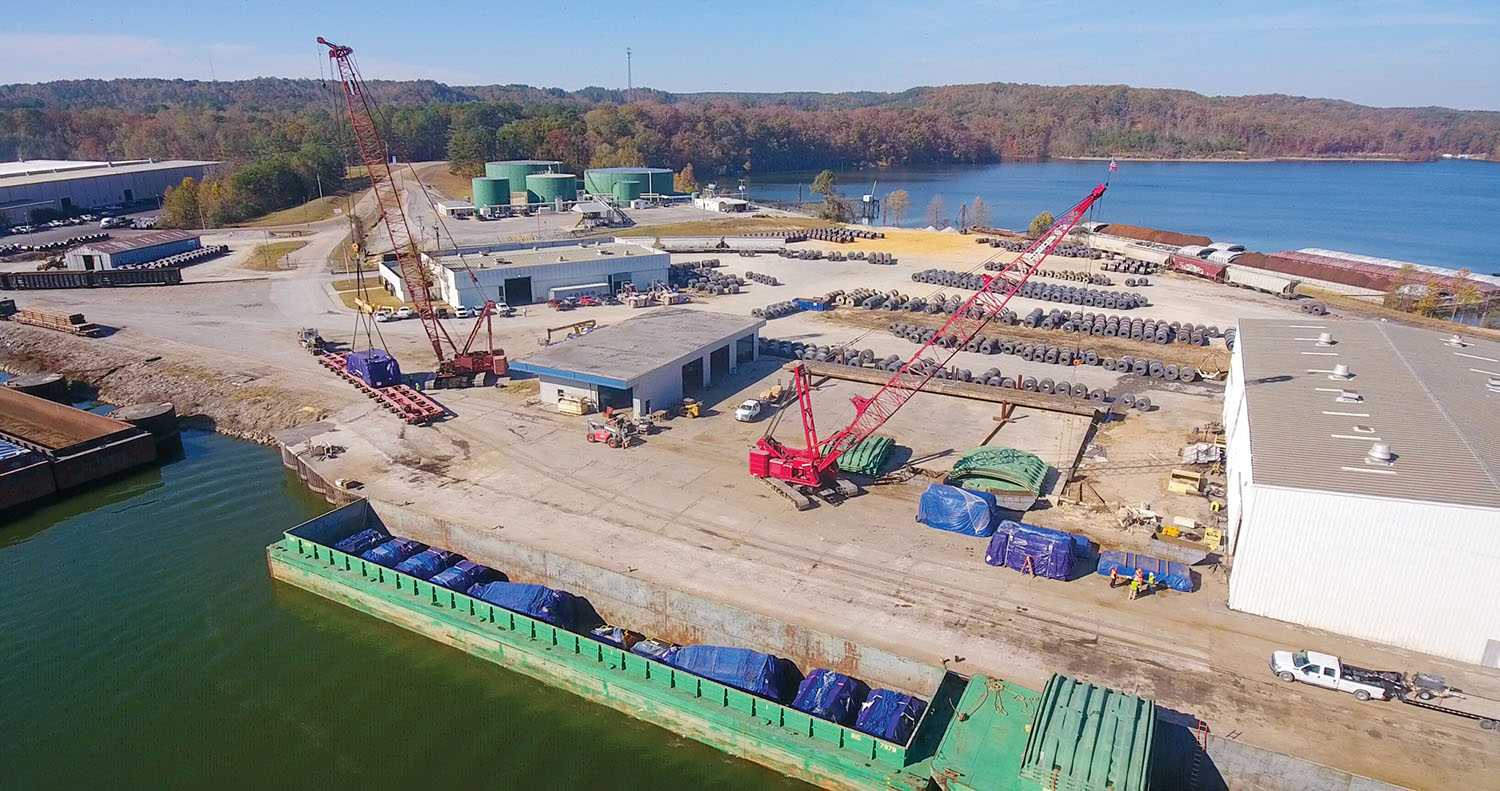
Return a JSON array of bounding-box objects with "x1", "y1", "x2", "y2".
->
[{"x1": 4, "y1": 215, "x2": 1497, "y2": 790}]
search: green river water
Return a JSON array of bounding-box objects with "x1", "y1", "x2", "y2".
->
[{"x1": 0, "y1": 430, "x2": 806, "y2": 789}]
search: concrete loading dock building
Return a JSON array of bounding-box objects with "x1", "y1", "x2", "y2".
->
[
  {"x1": 0, "y1": 159, "x2": 216, "y2": 224},
  {"x1": 511, "y1": 308, "x2": 764, "y2": 414},
  {"x1": 383, "y1": 241, "x2": 669, "y2": 307},
  {"x1": 64, "y1": 230, "x2": 200, "y2": 270},
  {"x1": 1223, "y1": 319, "x2": 1500, "y2": 666}
]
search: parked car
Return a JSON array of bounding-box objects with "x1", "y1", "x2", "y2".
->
[
  {"x1": 734, "y1": 399, "x2": 764, "y2": 422},
  {"x1": 395, "y1": 306, "x2": 413, "y2": 319},
  {"x1": 493, "y1": 302, "x2": 512, "y2": 316},
  {"x1": 577, "y1": 295, "x2": 600, "y2": 307},
  {"x1": 454, "y1": 305, "x2": 471, "y2": 319},
  {"x1": 374, "y1": 308, "x2": 394, "y2": 322}
]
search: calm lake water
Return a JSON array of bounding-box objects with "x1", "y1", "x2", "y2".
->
[
  {"x1": 746, "y1": 160, "x2": 1500, "y2": 273},
  {"x1": 0, "y1": 430, "x2": 806, "y2": 789}
]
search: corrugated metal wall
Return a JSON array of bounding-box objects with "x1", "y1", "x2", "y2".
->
[{"x1": 1228, "y1": 485, "x2": 1500, "y2": 665}]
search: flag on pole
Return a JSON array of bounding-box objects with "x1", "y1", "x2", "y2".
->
[{"x1": 1108, "y1": 158, "x2": 1118, "y2": 172}]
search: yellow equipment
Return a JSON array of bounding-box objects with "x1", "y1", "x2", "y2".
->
[{"x1": 679, "y1": 398, "x2": 700, "y2": 418}]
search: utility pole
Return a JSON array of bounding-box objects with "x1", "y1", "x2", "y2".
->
[{"x1": 626, "y1": 48, "x2": 632, "y2": 101}]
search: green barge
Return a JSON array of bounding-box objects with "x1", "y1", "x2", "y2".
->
[{"x1": 267, "y1": 501, "x2": 1157, "y2": 791}]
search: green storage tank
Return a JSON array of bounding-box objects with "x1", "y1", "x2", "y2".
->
[
  {"x1": 584, "y1": 167, "x2": 676, "y2": 197},
  {"x1": 526, "y1": 173, "x2": 578, "y2": 204},
  {"x1": 613, "y1": 180, "x2": 643, "y2": 203},
  {"x1": 485, "y1": 160, "x2": 565, "y2": 200},
  {"x1": 471, "y1": 177, "x2": 509, "y2": 208}
]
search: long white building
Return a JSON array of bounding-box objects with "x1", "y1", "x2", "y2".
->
[
  {"x1": 379, "y1": 240, "x2": 669, "y2": 307},
  {"x1": 1223, "y1": 319, "x2": 1500, "y2": 666}
]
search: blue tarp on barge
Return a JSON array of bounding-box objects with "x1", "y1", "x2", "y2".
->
[
  {"x1": 670, "y1": 645, "x2": 797, "y2": 702},
  {"x1": 429, "y1": 560, "x2": 489, "y2": 592},
  {"x1": 467, "y1": 582, "x2": 579, "y2": 629},
  {"x1": 393, "y1": 548, "x2": 462, "y2": 580},
  {"x1": 855, "y1": 689, "x2": 927, "y2": 745},
  {"x1": 792, "y1": 669, "x2": 867, "y2": 725},
  {"x1": 361, "y1": 537, "x2": 426, "y2": 568}
]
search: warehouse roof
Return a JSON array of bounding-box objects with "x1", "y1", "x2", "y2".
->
[
  {"x1": 432, "y1": 242, "x2": 661, "y2": 271},
  {"x1": 1237, "y1": 319, "x2": 1500, "y2": 509},
  {"x1": 74, "y1": 230, "x2": 198, "y2": 255},
  {"x1": 0, "y1": 160, "x2": 217, "y2": 189},
  {"x1": 512, "y1": 308, "x2": 764, "y2": 387}
]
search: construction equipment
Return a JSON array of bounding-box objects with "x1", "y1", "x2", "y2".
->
[
  {"x1": 297, "y1": 328, "x2": 326, "y2": 354},
  {"x1": 542, "y1": 320, "x2": 597, "y2": 346},
  {"x1": 586, "y1": 419, "x2": 636, "y2": 449},
  {"x1": 679, "y1": 398, "x2": 700, "y2": 419},
  {"x1": 319, "y1": 36, "x2": 505, "y2": 388},
  {"x1": 749, "y1": 184, "x2": 1108, "y2": 505}
]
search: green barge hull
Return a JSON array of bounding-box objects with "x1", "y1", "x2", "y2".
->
[{"x1": 266, "y1": 501, "x2": 1155, "y2": 791}]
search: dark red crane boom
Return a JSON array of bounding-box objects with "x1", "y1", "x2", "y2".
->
[
  {"x1": 319, "y1": 36, "x2": 503, "y2": 387},
  {"x1": 750, "y1": 183, "x2": 1107, "y2": 489}
]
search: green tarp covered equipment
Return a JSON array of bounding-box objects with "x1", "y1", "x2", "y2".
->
[
  {"x1": 945, "y1": 447, "x2": 1049, "y2": 496},
  {"x1": 1018, "y1": 675, "x2": 1155, "y2": 791},
  {"x1": 835, "y1": 435, "x2": 895, "y2": 476}
]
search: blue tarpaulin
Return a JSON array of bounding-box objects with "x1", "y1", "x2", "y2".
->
[
  {"x1": 394, "y1": 548, "x2": 462, "y2": 580},
  {"x1": 987, "y1": 521, "x2": 1076, "y2": 580},
  {"x1": 1097, "y1": 550, "x2": 1194, "y2": 592},
  {"x1": 630, "y1": 639, "x2": 679, "y2": 663},
  {"x1": 996, "y1": 520, "x2": 1090, "y2": 558},
  {"x1": 345, "y1": 349, "x2": 402, "y2": 388},
  {"x1": 466, "y1": 582, "x2": 579, "y2": 630},
  {"x1": 984, "y1": 531, "x2": 1009, "y2": 566},
  {"x1": 916, "y1": 484, "x2": 999, "y2": 537},
  {"x1": 588, "y1": 625, "x2": 642, "y2": 650},
  {"x1": 333, "y1": 528, "x2": 387, "y2": 556},
  {"x1": 669, "y1": 645, "x2": 795, "y2": 702},
  {"x1": 429, "y1": 560, "x2": 489, "y2": 592},
  {"x1": 855, "y1": 689, "x2": 927, "y2": 744},
  {"x1": 792, "y1": 669, "x2": 867, "y2": 725},
  {"x1": 361, "y1": 537, "x2": 426, "y2": 568}
]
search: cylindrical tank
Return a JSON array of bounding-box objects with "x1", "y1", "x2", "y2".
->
[
  {"x1": 4, "y1": 372, "x2": 68, "y2": 402},
  {"x1": 613, "y1": 180, "x2": 643, "y2": 203},
  {"x1": 526, "y1": 173, "x2": 578, "y2": 204},
  {"x1": 486, "y1": 160, "x2": 564, "y2": 202},
  {"x1": 471, "y1": 177, "x2": 509, "y2": 208},
  {"x1": 584, "y1": 167, "x2": 676, "y2": 197},
  {"x1": 108, "y1": 402, "x2": 180, "y2": 444}
]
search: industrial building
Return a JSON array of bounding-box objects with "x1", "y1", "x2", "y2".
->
[
  {"x1": 584, "y1": 167, "x2": 674, "y2": 200},
  {"x1": 511, "y1": 308, "x2": 764, "y2": 414},
  {"x1": 1233, "y1": 248, "x2": 1500, "y2": 304},
  {"x1": 1223, "y1": 319, "x2": 1500, "y2": 666},
  {"x1": 434, "y1": 200, "x2": 476, "y2": 218},
  {"x1": 380, "y1": 240, "x2": 669, "y2": 307},
  {"x1": 64, "y1": 230, "x2": 201, "y2": 270},
  {"x1": 693, "y1": 196, "x2": 750, "y2": 213},
  {"x1": 0, "y1": 159, "x2": 217, "y2": 224}
]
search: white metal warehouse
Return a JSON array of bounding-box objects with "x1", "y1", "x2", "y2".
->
[
  {"x1": 380, "y1": 241, "x2": 668, "y2": 307},
  {"x1": 64, "y1": 230, "x2": 201, "y2": 270},
  {"x1": 510, "y1": 308, "x2": 764, "y2": 415},
  {"x1": 1223, "y1": 319, "x2": 1500, "y2": 666},
  {"x1": 0, "y1": 159, "x2": 216, "y2": 224}
]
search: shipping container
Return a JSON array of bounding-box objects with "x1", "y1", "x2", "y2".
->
[{"x1": 1225, "y1": 266, "x2": 1299, "y2": 297}]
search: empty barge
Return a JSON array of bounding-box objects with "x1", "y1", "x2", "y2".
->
[{"x1": 267, "y1": 500, "x2": 1157, "y2": 791}]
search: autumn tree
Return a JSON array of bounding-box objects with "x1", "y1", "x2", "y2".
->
[
  {"x1": 818, "y1": 194, "x2": 853, "y2": 222},
  {"x1": 969, "y1": 196, "x2": 991, "y2": 229},
  {"x1": 926, "y1": 194, "x2": 947, "y2": 228},
  {"x1": 1412, "y1": 280, "x2": 1441, "y2": 316},
  {"x1": 674, "y1": 163, "x2": 699, "y2": 193},
  {"x1": 159, "y1": 177, "x2": 202, "y2": 229},
  {"x1": 1028, "y1": 211, "x2": 1055, "y2": 238},
  {"x1": 883, "y1": 189, "x2": 910, "y2": 225}
]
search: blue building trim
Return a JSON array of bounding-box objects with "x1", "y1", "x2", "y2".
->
[{"x1": 508, "y1": 362, "x2": 631, "y2": 389}]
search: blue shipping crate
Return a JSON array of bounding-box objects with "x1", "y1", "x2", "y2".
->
[
  {"x1": 1096, "y1": 549, "x2": 1193, "y2": 592},
  {"x1": 917, "y1": 484, "x2": 998, "y2": 537},
  {"x1": 345, "y1": 349, "x2": 402, "y2": 388}
]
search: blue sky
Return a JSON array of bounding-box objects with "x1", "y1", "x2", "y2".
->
[{"x1": 3, "y1": 1, "x2": 1497, "y2": 110}]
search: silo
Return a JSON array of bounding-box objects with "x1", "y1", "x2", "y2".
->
[
  {"x1": 485, "y1": 160, "x2": 565, "y2": 201},
  {"x1": 471, "y1": 177, "x2": 509, "y2": 208},
  {"x1": 646, "y1": 168, "x2": 675, "y2": 195},
  {"x1": 526, "y1": 173, "x2": 578, "y2": 204},
  {"x1": 613, "y1": 180, "x2": 643, "y2": 203}
]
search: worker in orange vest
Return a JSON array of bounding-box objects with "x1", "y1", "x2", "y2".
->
[{"x1": 1109, "y1": 567, "x2": 1120, "y2": 588}]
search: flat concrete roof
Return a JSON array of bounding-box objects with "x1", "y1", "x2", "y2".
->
[
  {"x1": 1237, "y1": 319, "x2": 1500, "y2": 509},
  {"x1": 512, "y1": 308, "x2": 765, "y2": 388},
  {"x1": 433, "y1": 242, "x2": 662, "y2": 272},
  {"x1": 0, "y1": 160, "x2": 217, "y2": 189}
]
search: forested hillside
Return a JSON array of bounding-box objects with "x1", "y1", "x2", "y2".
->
[{"x1": 3, "y1": 77, "x2": 1496, "y2": 174}]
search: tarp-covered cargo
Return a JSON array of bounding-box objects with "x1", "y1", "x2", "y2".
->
[
  {"x1": 466, "y1": 581, "x2": 580, "y2": 630},
  {"x1": 361, "y1": 537, "x2": 426, "y2": 568},
  {"x1": 855, "y1": 689, "x2": 927, "y2": 744},
  {"x1": 1096, "y1": 550, "x2": 1193, "y2": 592},
  {"x1": 345, "y1": 349, "x2": 402, "y2": 388},
  {"x1": 916, "y1": 484, "x2": 998, "y2": 537},
  {"x1": 792, "y1": 669, "x2": 867, "y2": 725},
  {"x1": 333, "y1": 528, "x2": 387, "y2": 556},
  {"x1": 983, "y1": 530, "x2": 1009, "y2": 566},
  {"x1": 835, "y1": 435, "x2": 895, "y2": 476},
  {"x1": 630, "y1": 639, "x2": 679, "y2": 663},
  {"x1": 1003, "y1": 525, "x2": 1075, "y2": 580},
  {"x1": 393, "y1": 548, "x2": 462, "y2": 580},
  {"x1": 669, "y1": 645, "x2": 796, "y2": 702},
  {"x1": 997, "y1": 520, "x2": 1090, "y2": 559},
  {"x1": 588, "y1": 625, "x2": 643, "y2": 650},
  {"x1": 429, "y1": 559, "x2": 489, "y2": 592},
  {"x1": 945, "y1": 447, "x2": 1049, "y2": 510}
]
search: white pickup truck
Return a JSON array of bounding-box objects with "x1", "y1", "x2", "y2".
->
[{"x1": 1270, "y1": 650, "x2": 1401, "y2": 701}]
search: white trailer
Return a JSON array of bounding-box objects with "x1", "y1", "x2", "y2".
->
[{"x1": 1226, "y1": 266, "x2": 1300, "y2": 297}]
